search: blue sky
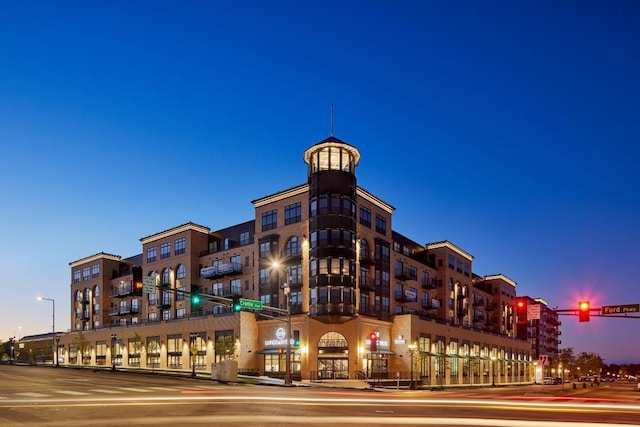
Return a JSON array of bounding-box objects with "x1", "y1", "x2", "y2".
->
[{"x1": 1, "y1": 1, "x2": 638, "y2": 364}]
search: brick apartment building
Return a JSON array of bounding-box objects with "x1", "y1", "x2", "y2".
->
[{"x1": 51, "y1": 135, "x2": 532, "y2": 385}]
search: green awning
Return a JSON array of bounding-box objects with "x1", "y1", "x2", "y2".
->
[{"x1": 258, "y1": 348, "x2": 299, "y2": 354}]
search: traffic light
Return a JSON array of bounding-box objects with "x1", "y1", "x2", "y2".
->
[
  {"x1": 515, "y1": 298, "x2": 527, "y2": 324},
  {"x1": 132, "y1": 266, "x2": 143, "y2": 296},
  {"x1": 369, "y1": 331, "x2": 377, "y2": 352},
  {"x1": 191, "y1": 286, "x2": 201, "y2": 306},
  {"x1": 232, "y1": 295, "x2": 242, "y2": 312},
  {"x1": 579, "y1": 301, "x2": 590, "y2": 322},
  {"x1": 293, "y1": 330, "x2": 300, "y2": 346}
]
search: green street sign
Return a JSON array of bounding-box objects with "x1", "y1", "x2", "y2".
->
[
  {"x1": 239, "y1": 298, "x2": 263, "y2": 310},
  {"x1": 601, "y1": 304, "x2": 639, "y2": 315},
  {"x1": 142, "y1": 276, "x2": 156, "y2": 294}
]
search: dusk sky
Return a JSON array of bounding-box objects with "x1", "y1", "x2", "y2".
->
[{"x1": 1, "y1": 1, "x2": 638, "y2": 364}]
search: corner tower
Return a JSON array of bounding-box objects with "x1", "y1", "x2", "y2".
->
[{"x1": 303, "y1": 136, "x2": 361, "y2": 323}]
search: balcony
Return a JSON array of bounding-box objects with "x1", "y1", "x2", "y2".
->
[
  {"x1": 158, "y1": 299, "x2": 172, "y2": 308},
  {"x1": 422, "y1": 278, "x2": 439, "y2": 289},
  {"x1": 359, "y1": 275, "x2": 376, "y2": 292},
  {"x1": 200, "y1": 262, "x2": 242, "y2": 279},
  {"x1": 422, "y1": 299, "x2": 440, "y2": 310},
  {"x1": 395, "y1": 267, "x2": 417, "y2": 281},
  {"x1": 109, "y1": 307, "x2": 120, "y2": 316},
  {"x1": 359, "y1": 251, "x2": 375, "y2": 266},
  {"x1": 472, "y1": 297, "x2": 485, "y2": 306}
]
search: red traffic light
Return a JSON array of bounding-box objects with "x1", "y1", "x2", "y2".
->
[
  {"x1": 579, "y1": 301, "x2": 590, "y2": 322},
  {"x1": 369, "y1": 331, "x2": 378, "y2": 352},
  {"x1": 515, "y1": 298, "x2": 527, "y2": 324}
]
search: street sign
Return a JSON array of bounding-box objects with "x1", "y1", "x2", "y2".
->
[
  {"x1": 527, "y1": 303, "x2": 541, "y2": 320},
  {"x1": 239, "y1": 298, "x2": 263, "y2": 310},
  {"x1": 142, "y1": 276, "x2": 155, "y2": 294},
  {"x1": 539, "y1": 354, "x2": 549, "y2": 366},
  {"x1": 601, "y1": 304, "x2": 640, "y2": 315}
]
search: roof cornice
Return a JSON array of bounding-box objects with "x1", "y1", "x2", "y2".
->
[
  {"x1": 356, "y1": 186, "x2": 395, "y2": 214},
  {"x1": 140, "y1": 222, "x2": 210, "y2": 244},
  {"x1": 426, "y1": 240, "x2": 474, "y2": 261},
  {"x1": 251, "y1": 184, "x2": 309, "y2": 208},
  {"x1": 69, "y1": 252, "x2": 121, "y2": 267}
]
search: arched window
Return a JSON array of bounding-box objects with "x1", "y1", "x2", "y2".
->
[
  {"x1": 162, "y1": 268, "x2": 171, "y2": 286},
  {"x1": 285, "y1": 236, "x2": 301, "y2": 257},
  {"x1": 94, "y1": 285, "x2": 100, "y2": 297},
  {"x1": 75, "y1": 290, "x2": 82, "y2": 302},
  {"x1": 176, "y1": 264, "x2": 186, "y2": 280}
]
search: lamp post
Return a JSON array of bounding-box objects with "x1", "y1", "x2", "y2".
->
[
  {"x1": 37, "y1": 297, "x2": 56, "y2": 367},
  {"x1": 272, "y1": 261, "x2": 292, "y2": 386},
  {"x1": 408, "y1": 343, "x2": 417, "y2": 389},
  {"x1": 111, "y1": 333, "x2": 117, "y2": 371},
  {"x1": 490, "y1": 356, "x2": 497, "y2": 386},
  {"x1": 190, "y1": 332, "x2": 197, "y2": 378}
]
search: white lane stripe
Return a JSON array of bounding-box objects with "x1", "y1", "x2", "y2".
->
[
  {"x1": 91, "y1": 389, "x2": 124, "y2": 394},
  {"x1": 55, "y1": 390, "x2": 89, "y2": 396},
  {"x1": 119, "y1": 387, "x2": 154, "y2": 392},
  {"x1": 15, "y1": 392, "x2": 49, "y2": 397}
]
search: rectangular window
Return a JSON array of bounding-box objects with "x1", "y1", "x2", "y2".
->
[
  {"x1": 82, "y1": 267, "x2": 90, "y2": 281},
  {"x1": 375, "y1": 214, "x2": 386, "y2": 235},
  {"x1": 464, "y1": 263, "x2": 470, "y2": 277},
  {"x1": 359, "y1": 205, "x2": 371, "y2": 228},
  {"x1": 448, "y1": 255, "x2": 455, "y2": 269},
  {"x1": 230, "y1": 279, "x2": 241, "y2": 295},
  {"x1": 91, "y1": 264, "x2": 100, "y2": 278},
  {"x1": 73, "y1": 270, "x2": 81, "y2": 283},
  {"x1": 176, "y1": 308, "x2": 186, "y2": 319},
  {"x1": 175, "y1": 238, "x2": 186, "y2": 255},
  {"x1": 262, "y1": 209, "x2": 277, "y2": 231},
  {"x1": 240, "y1": 231, "x2": 250, "y2": 246},
  {"x1": 230, "y1": 255, "x2": 241, "y2": 268},
  {"x1": 285, "y1": 202, "x2": 302, "y2": 225},
  {"x1": 147, "y1": 246, "x2": 157, "y2": 263},
  {"x1": 160, "y1": 242, "x2": 171, "y2": 259},
  {"x1": 456, "y1": 259, "x2": 463, "y2": 273}
]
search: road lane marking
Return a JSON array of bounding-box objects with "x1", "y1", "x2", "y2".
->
[
  {"x1": 91, "y1": 389, "x2": 125, "y2": 394},
  {"x1": 15, "y1": 392, "x2": 49, "y2": 397},
  {"x1": 55, "y1": 390, "x2": 89, "y2": 396}
]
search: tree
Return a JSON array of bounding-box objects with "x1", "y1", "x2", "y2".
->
[{"x1": 72, "y1": 332, "x2": 90, "y2": 367}]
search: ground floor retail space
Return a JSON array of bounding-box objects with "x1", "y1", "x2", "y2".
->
[{"x1": 20, "y1": 312, "x2": 533, "y2": 386}]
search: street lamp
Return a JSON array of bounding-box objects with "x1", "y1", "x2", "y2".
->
[
  {"x1": 408, "y1": 343, "x2": 417, "y2": 389},
  {"x1": 190, "y1": 332, "x2": 198, "y2": 378},
  {"x1": 111, "y1": 333, "x2": 117, "y2": 371},
  {"x1": 490, "y1": 356, "x2": 497, "y2": 386},
  {"x1": 272, "y1": 261, "x2": 292, "y2": 386},
  {"x1": 37, "y1": 296, "x2": 56, "y2": 367}
]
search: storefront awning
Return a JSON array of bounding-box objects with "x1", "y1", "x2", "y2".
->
[
  {"x1": 258, "y1": 348, "x2": 299, "y2": 354},
  {"x1": 367, "y1": 350, "x2": 395, "y2": 355}
]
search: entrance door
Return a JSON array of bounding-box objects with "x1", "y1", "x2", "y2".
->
[{"x1": 317, "y1": 332, "x2": 349, "y2": 379}]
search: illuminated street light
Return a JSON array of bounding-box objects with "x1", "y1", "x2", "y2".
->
[
  {"x1": 408, "y1": 343, "x2": 417, "y2": 389},
  {"x1": 37, "y1": 296, "x2": 56, "y2": 367},
  {"x1": 111, "y1": 333, "x2": 117, "y2": 371},
  {"x1": 490, "y1": 356, "x2": 497, "y2": 386},
  {"x1": 271, "y1": 261, "x2": 292, "y2": 386}
]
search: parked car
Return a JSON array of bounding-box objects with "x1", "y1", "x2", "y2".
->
[{"x1": 543, "y1": 377, "x2": 556, "y2": 385}]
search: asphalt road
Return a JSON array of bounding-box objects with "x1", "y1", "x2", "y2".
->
[{"x1": 1, "y1": 365, "x2": 638, "y2": 426}]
